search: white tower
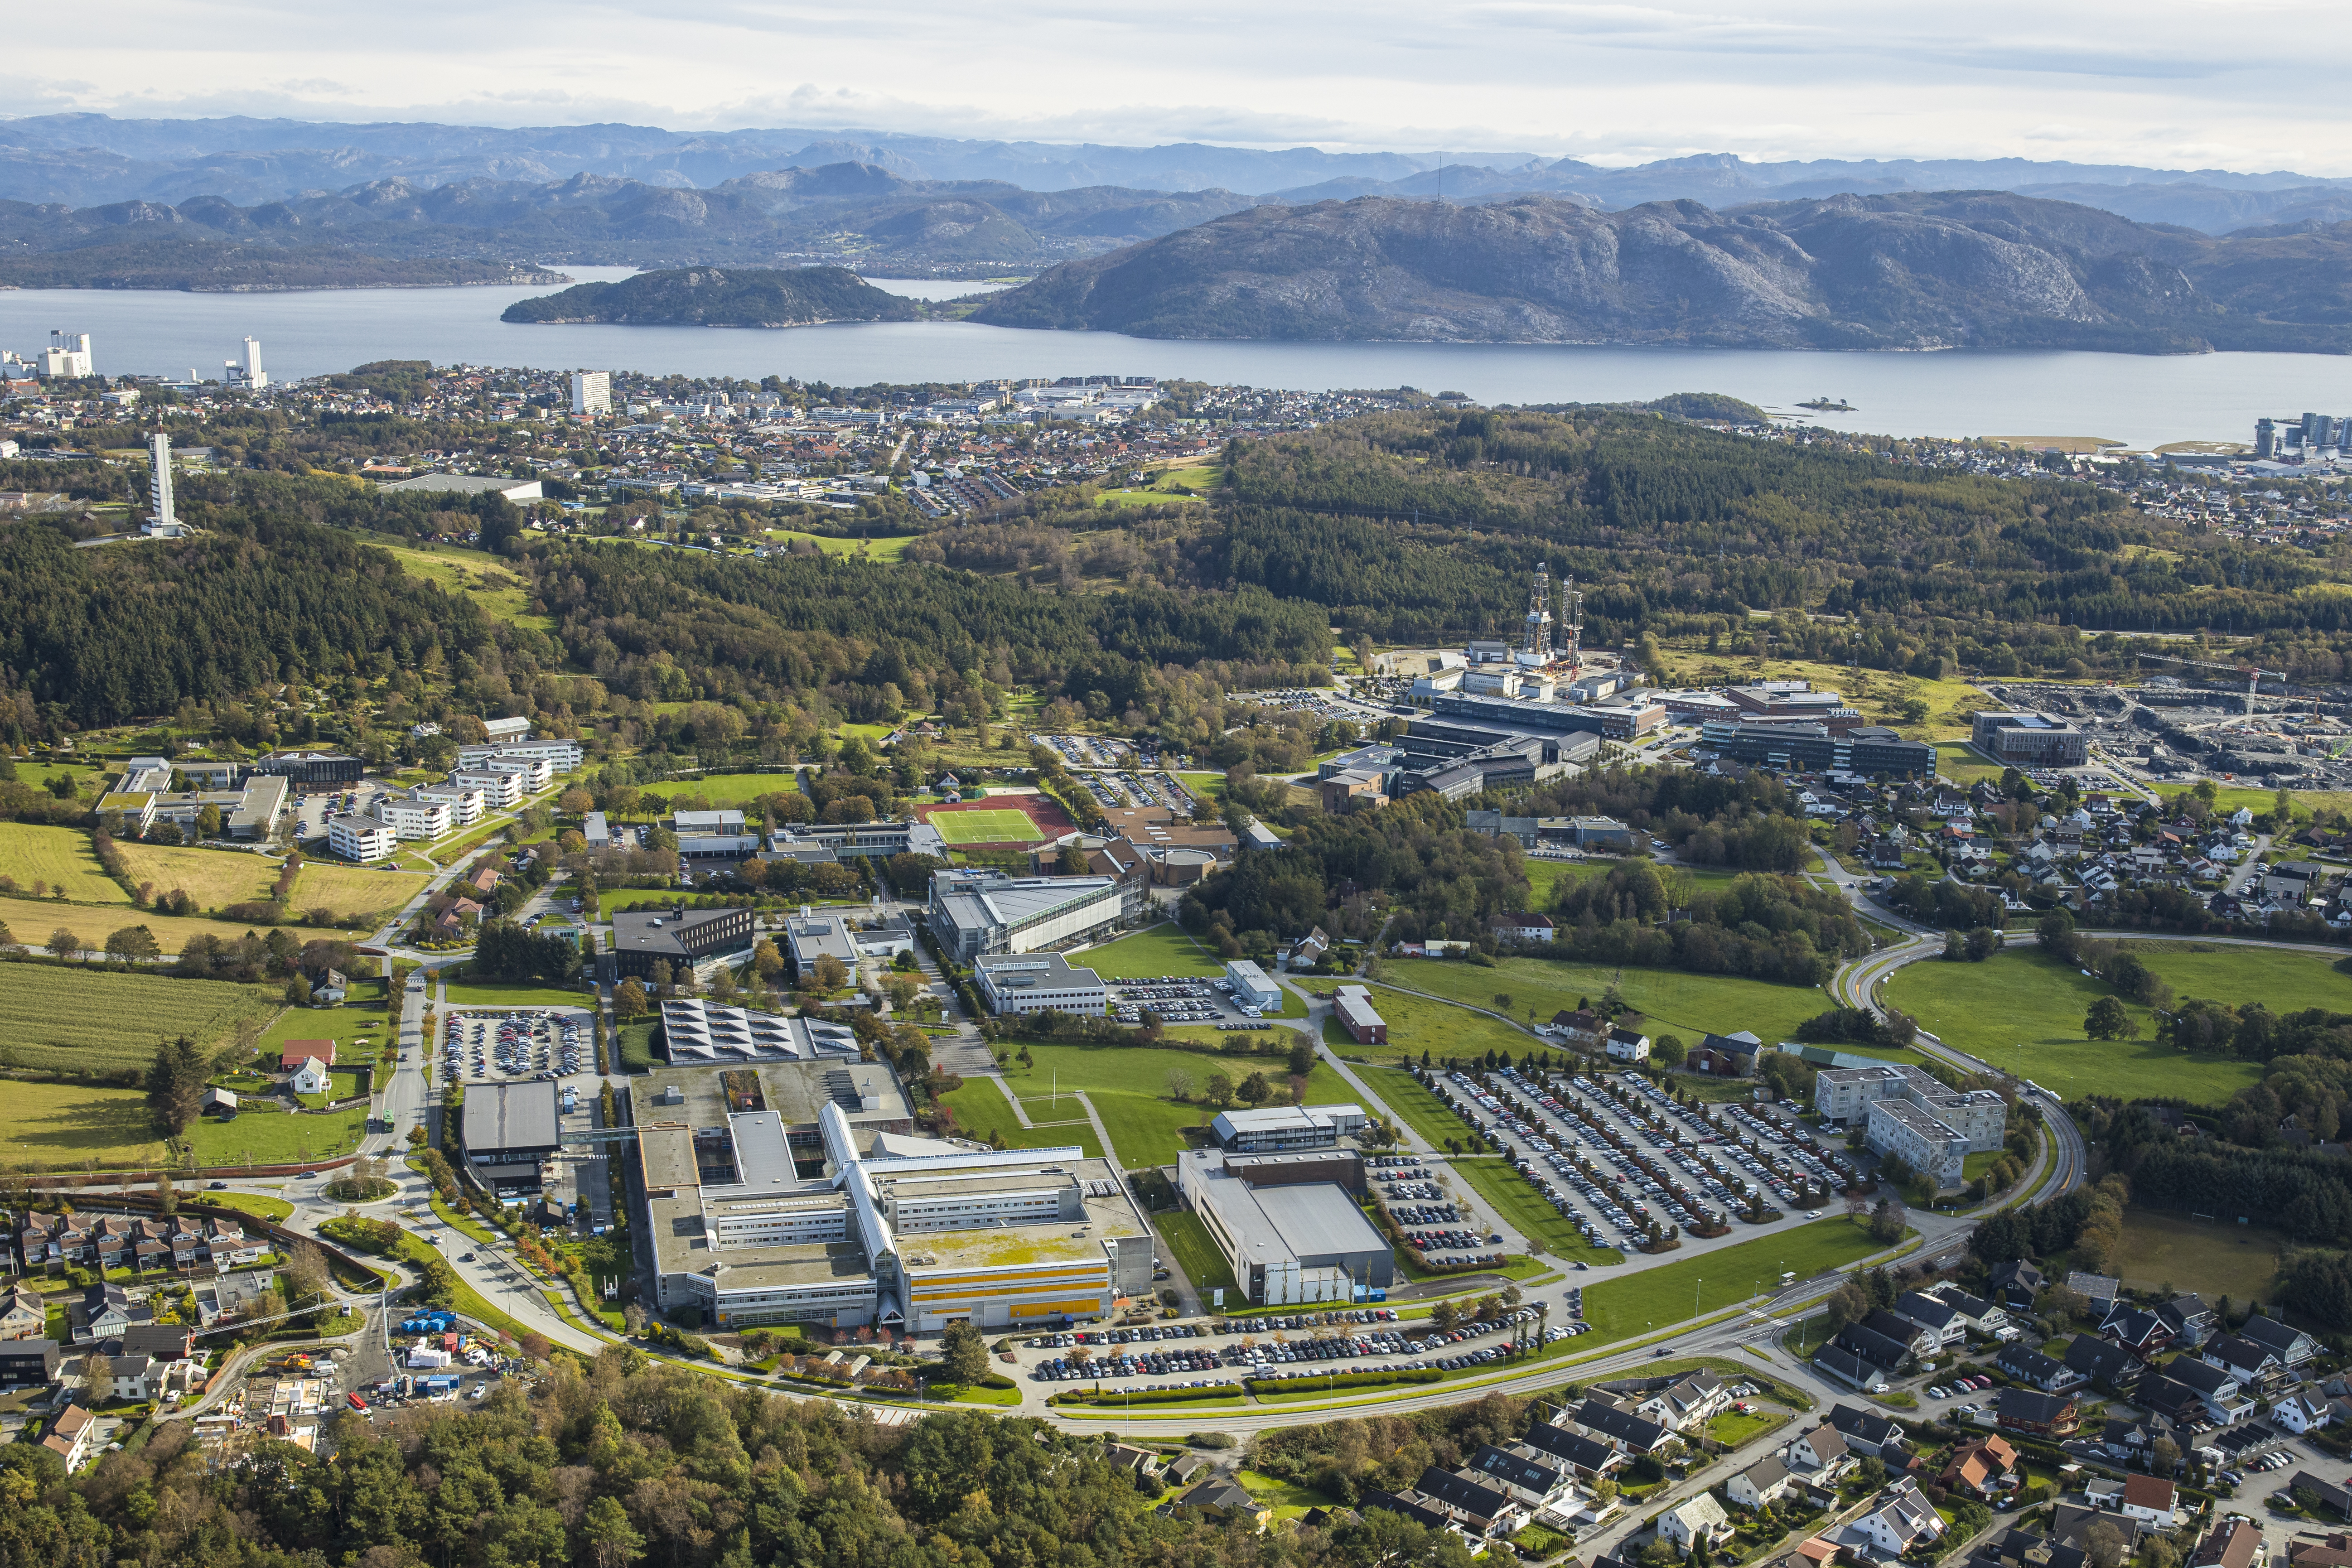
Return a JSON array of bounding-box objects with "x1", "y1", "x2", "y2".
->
[
  {"x1": 1560, "y1": 574, "x2": 1584, "y2": 668},
  {"x1": 242, "y1": 337, "x2": 266, "y2": 390},
  {"x1": 146, "y1": 432, "x2": 177, "y2": 534},
  {"x1": 570, "y1": 370, "x2": 611, "y2": 415}
]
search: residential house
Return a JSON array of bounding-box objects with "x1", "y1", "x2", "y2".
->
[
  {"x1": 73, "y1": 1282, "x2": 150, "y2": 1342},
  {"x1": 1693, "y1": 1031, "x2": 1766, "y2": 1076},
  {"x1": 2066, "y1": 1273, "x2": 2123, "y2": 1312},
  {"x1": 1729, "y1": 1456, "x2": 1796, "y2": 1510},
  {"x1": 2202, "y1": 1333, "x2": 2289, "y2": 1393},
  {"x1": 2100, "y1": 1413, "x2": 2179, "y2": 1466},
  {"x1": 1658, "y1": 1493, "x2": 1733, "y2": 1557},
  {"x1": 1837, "y1": 1321, "x2": 1917, "y2": 1377},
  {"x1": 1940, "y1": 1436, "x2": 2019, "y2": 1500},
  {"x1": 2288, "y1": 1475, "x2": 2352, "y2": 1523},
  {"x1": 1570, "y1": 1399, "x2": 1675, "y2": 1454},
  {"x1": 1813, "y1": 1342, "x2": 1893, "y2": 1393},
  {"x1": 42, "y1": 1403, "x2": 95, "y2": 1471},
  {"x1": 2121, "y1": 1475, "x2": 2179, "y2": 1528},
  {"x1": 0, "y1": 1338, "x2": 62, "y2": 1385},
  {"x1": 2239, "y1": 1313, "x2": 2322, "y2": 1371},
  {"x1": 1823, "y1": 1404, "x2": 1908, "y2": 1461},
  {"x1": 1550, "y1": 1009, "x2": 1605, "y2": 1047},
  {"x1": 277, "y1": 1040, "x2": 336, "y2": 1071},
  {"x1": 1520, "y1": 1419, "x2": 1625, "y2": 1478},
  {"x1": 2162, "y1": 1357, "x2": 2253, "y2": 1423},
  {"x1": 2102, "y1": 1307, "x2": 2175, "y2": 1363},
  {"x1": 2155, "y1": 1295, "x2": 2218, "y2": 1351},
  {"x1": 1605, "y1": 1028, "x2": 1653, "y2": 1063},
  {"x1": 1851, "y1": 1479, "x2": 1948, "y2": 1557},
  {"x1": 291, "y1": 1057, "x2": 331, "y2": 1095},
  {"x1": 0, "y1": 1286, "x2": 44, "y2": 1340},
  {"x1": 1636, "y1": 1369, "x2": 1730, "y2": 1431},
  {"x1": 1493, "y1": 913, "x2": 1557, "y2": 945},
  {"x1": 106, "y1": 1352, "x2": 158, "y2": 1400},
  {"x1": 1863, "y1": 1308, "x2": 1942, "y2": 1363},
  {"x1": 1988, "y1": 1260, "x2": 2045, "y2": 1311},
  {"x1": 1932, "y1": 1286, "x2": 2010, "y2": 1338},
  {"x1": 2286, "y1": 1535, "x2": 2350, "y2": 1568},
  {"x1": 1466, "y1": 1443, "x2": 1580, "y2": 1515},
  {"x1": 2190, "y1": 1518, "x2": 2265, "y2": 1568},
  {"x1": 1783, "y1": 1423, "x2": 1859, "y2": 1484},
  {"x1": 1996, "y1": 1388, "x2": 2081, "y2": 1438},
  {"x1": 1998, "y1": 1344, "x2": 2080, "y2": 1393},
  {"x1": 1412, "y1": 1467, "x2": 1531, "y2": 1536},
  {"x1": 2065, "y1": 1334, "x2": 2144, "y2": 1393},
  {"x1": 1895, "y1": 1291, "x2": 1967, "y2": 1349},
  {"x1": 1172, "y1": 1477, "x2": 1270, "y2": 1528},
  {"x1": 2275, "y1": 1390, "x2": 2334, "y2": 1436},
  {"x1": 2132, "y1": 1373, "x2": 2214, "y2": 1426}
]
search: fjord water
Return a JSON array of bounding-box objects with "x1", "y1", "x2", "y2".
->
[{"x1": 4, "y1": 269, "x2": 2346, "y2": 448}]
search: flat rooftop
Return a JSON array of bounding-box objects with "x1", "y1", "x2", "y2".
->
[{"x1": 640, "y1": 1059, "x2": 913, "y2": 1134}]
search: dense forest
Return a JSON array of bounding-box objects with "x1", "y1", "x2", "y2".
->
[{"x1": 0, "y1": 1353, "x2": 1498, "y2": 1568}]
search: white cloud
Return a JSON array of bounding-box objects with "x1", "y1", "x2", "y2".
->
[{"x1": 6, "y1": 0, "x2": 2348, "y2": 175}]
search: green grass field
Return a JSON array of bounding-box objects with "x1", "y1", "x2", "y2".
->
[
  {"x1": 1935, "y1": 741, "x2": 2006, "y2": 785},
  {"x1": 376, "y1": 541, "x2": 552, "y2": 631},
  {"x1": 1386, "y1": 957, "x2": 1830, "y2": 1046},
  {"x1": 0, "y1": 966, "x2": 281, "y2": 1076},
  {"x1": 1882, "y1": 948, "x2": 2270, "y2": 1105},
  {"x1": 640, "y1": 772, "x2": 802, "y2": 809},
  {"x1": 1357, "y1": 984, "x2": 1542, "y2": 1067},
  {"x1": 290, "y1": 862, "x2": 429, "y2": 920},
  {"x1": 1361, "y1": 1064, "x2": 1476, "y2": 1149},
  {"x1": 1580, "y1": 1216, "x2": 1893, "y2": 1341},
  {"x1": 0, "y1": 823, "x2": 129, "y2": 903},
  {"x1": 203, "y1": 1191, "x2": 295, "y2": 1223},
  {"x1": 2133, "y1": 945, "x2": 2352, "y2": 1017},
  {"x1": 442, "y1": 979, "x2": 593, "y2": 1009},
  {"x1": 1156, "y1": 1209, "x2": 1241, "y2": 1300},
  {"x1": 936, "y1": 1076, "x2": 1103, "y2": 1158},
  {"x1": 186, "y1": 1101, "x2": 372, "y2": 1165},
  {"x1": 4, "y1": 1079, "x2": 174, "y2": 1167},
  {"x1": 765, "y1": 530, "x2": 917, "y2": 562},
  {"x1": 258, "y1": 1001, "x2": 396, "y2": 1074},
  {"x1": 1075, "y1": 923, "x2": 1226, "y2": 978},
  {"x1": 990, "y1": 1042, "x2": 1355, "y2": 1169},
  {"x1": 929, "y1": 807, "x2": 1045, "y2": 845},
  {"x1": 113, "y1": 842, "x2": 274, "y2": 907},
  {"x1": 2112, "y1": 1209, "x2": 2283, "y2": 1303},
  {"x1": 1523, "y1": 859, "x2": 1611, "y2": 904},
  {"x1": 1449, "y1": 1154, "x2": 1622, "y2": 1264}
]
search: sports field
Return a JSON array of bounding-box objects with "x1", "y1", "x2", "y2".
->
[
  {"x1": 2112, "y1": 1209, "x2": 2282, "y2": 1303},
  {"x1": 114, "y1": 842, "x2": 275, "y2": 907},
  {"x1": 930, "y1": 807, "x2": 1044, "y2": 844},
  {"x1": 0, "y1": 823, "x2": 129, "y2": 903}
]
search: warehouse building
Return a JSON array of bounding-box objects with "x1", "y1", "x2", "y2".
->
[
  {"x1": 638, "y1": 1061, "x2": 1151, "y2": 1332},
  {"x1": 926, "y1": 868, "x2": 1121, "y2": 960},
  {"x1": 1332, "y1": 984, "x2": 1388, "y2": 1046},
  {"x1": 460, "y1": 1080, "x2": 563, "y2": 1198},
  {"x1": 1210, "y1": 1103, "x2": 1368, "y2": 1153},
  {"x1": 1176, "y1": 1147, "x2": 1394, "y2": 1305}
]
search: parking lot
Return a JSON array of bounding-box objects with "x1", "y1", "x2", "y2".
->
[
  {"x1": 1110, "y1": 974, "x2": 1276, "y2": 1025},
  {"x1": 1029, "y1": 733, "x2": 1136, "y2": 768},
  {"x1": 1020, "y1": 1303, "x2": 1590, "y2": 1388},
  {"x1": 442, "y1": 1007, "x2": 596, "y2": 1084},
  {"x1": 1081, "y1": 770, "x2": 1198, "y2": 815}
]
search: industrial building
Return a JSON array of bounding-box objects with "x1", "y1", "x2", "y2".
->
[
  {"x1": 974, "y1": 952, "x2": 1109, "y2": 1016},
  {"x1": 1176, "y1": 1148, "x2": 1394, "y2": 1305},
  {"x1": 1430, "y1": 691, "x2": 1668, "y2": 740},
  {"x1": 927, "y1": 868, "x2": 1122, "y2": 960},
  {"x1": 1971, "y1": 711, "x2": 2090, "y2": 768},
  {"x1": 460, "y1": 1080, "x2": 563, "y2": 1197},
  {"x1": 1698, "y1": 721, "x2": 1934, "y2": 778},
  {"x1": 673, "y1": 809, "x2": 763, "y2": 863},
  {"x1": 637, "y1": 1060, "x2": 1152, "y2": 1331},
  {"x1": 1332, "y1": 984, "x2": 1388, "y2": 1046},
  {"x1": 1209, "y1": 1103, "x2": 1368, "y2": 1153},
  {"x1": 1225, "y1": 959, "x2": 1281, "y2": 1011}
]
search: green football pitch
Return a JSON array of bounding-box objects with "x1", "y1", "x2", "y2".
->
[{"x1": 930, "y1": 807, "x2": 1046, "y2": 844}]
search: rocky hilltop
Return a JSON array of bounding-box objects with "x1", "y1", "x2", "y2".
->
[
  {"x1": 499, "y1": 265, "x2": 921, "y2": 326},
  {"x1": 971, "y1": 191, "x2": 2352, "y2": 351}
]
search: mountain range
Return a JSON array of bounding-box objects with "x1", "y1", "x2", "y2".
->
[
  {"x1": 968, "y1": 191, "x2": 2352, "y2": 352},
  {"x1": 4, "y1": 113, "x2": 2351, "y2": 235}
]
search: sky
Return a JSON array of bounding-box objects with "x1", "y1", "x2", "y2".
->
[{"x1": 12, "y1": 0, "x2": 2352, "y2": 174}]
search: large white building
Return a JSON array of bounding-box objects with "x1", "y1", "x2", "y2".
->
[
  {"x1": 416, "y1": 780, "x2": 488, "y2": 825},
  {"x1": 457, "y1": 740, "x2": 581, "y2": 776},
  {"x1": 40, "y1": 332, "x2": 92, "y2": 379},
  {"x1": 570, "y1": 371, "x2": 612, "y2": 415},
  {"x1": 641, "y1": 1063, "x2": 1153, "y2": 1332},
  {"x1": 927, "y1": 868, "x2": 1122, "y2": 960},
  {"x1": 224, "y1": 337, "x2": 266, "y2": 390},
  {"x1": 1814, "y1": 1063, "x2": 2007, "y2": 1189},
  {"x1": 454, "y1": 769, "x2": 525, "y2": 809},
  {"x1": 328, "y1": 814, "x2": 398, "y2": 862},
  {"x1": 974, "y1": 952, "x2": 1108, "y2": 1016},
  {"x1": 1176, "y1": 1148, "x2": 1393, "y2": 1306},
  {"x1": 377, "y1": 791, "x2": 454, "y2": 842}
]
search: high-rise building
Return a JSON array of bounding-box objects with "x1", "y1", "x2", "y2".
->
[
  {"x1": 145, "y1": 432, "x2": 179, "y2": 535},
  {"x1": 38, "y1": 331, "x2": 92, "y2": 379},
  {"x1": 2303, "y1": 412, "x2": 2324, "y2": 448},
  {"x1": 224, "y1": 337, "x2": 266, "y2": 389},
  {"x1": 2256, "y1": 418, "x2": 2276, "y2": 459},
  {"x1": 570, "y1": 370, "x2": 611, "y2": 415}
]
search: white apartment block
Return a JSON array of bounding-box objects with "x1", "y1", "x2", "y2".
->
[
  {"x1": 1815, "y1": 1062, "x2": 2006, "y2": 1190},
  {"x1": 454, "y1": 769, "x2": 525, "y2": 810},
  {"x1": 377, "y1": 793, "x2": 454, "y2": 841},
  {"x1": 570, "y1": 371, "x2": 611, "y2": 415},
  {"x1": 457, "y1": 740, "x2": 582, "y2": 775},
  {"x1": 328, "y1": 814, "x2": 398, "y2": 862},
  {"x1": 483, "y1": 756, "x2": 554, "y2": 791},
  {"x1": 417, "y1": 781, "x2": 488, "y2": 825}
]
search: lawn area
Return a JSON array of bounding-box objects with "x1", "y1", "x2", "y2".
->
[
  {"x1": 1706, "y1": 1408, "x2": 1787, "y2": 1447},
  {"x1": 1358, "y1": 983, "x2": 1541, "y2": 1066},
  {"x1": 2, "y1": 1079, "x2": 172, "y2": 1168},
  {"x1": 2112, "y1": 1208, "x2": 2283, "y2": 1303},
  {"x1": 1935, "y1": 741, "x2": 2006, "y2": 785},
  {"x1": 1523, "y1": 858, "x2": 1611, "y2": 904},
  {"x1": 428, "y1": 820, "x2": 516, "y2": 868},
  {"x1": 991, "y1": 1042, "x2": 1356, "y2": 1169},
  {"x1": 188, "y1": 1102, "x2": 372, "y2": 1166},
  {"x1": 1361, "y1": 1064, "x2": 1476, "y2": 1149},
  {"x1": 0, "y1": 822, "x2": 130, "y2": 903},
  {"x1": 291, "y1": 862, "x2": 429, "y2": 920},
  {"x1": 640, "y1": 772, "x2": 801, "y2": 809},
  {"x1": 1386, "y1": 956, "x2": 1830, "y2": 1047},
  {"x1": 1449, "y1": 1155, "x2": 1622, "y2": 1264},
  {"x1": 935, "y1": 1075, "x2": 1103, "y2": 1158},
  {"x1": 1237, "y1": 1471, "x2": 1337, "y2": 1524},
  {"x1": 0, "y1": 965, "x2": 281, "y2": 1076},
  {"x1": 202, "y1": 1191, "x2": 296, "y2": 1223},
  {"x1": 442, "y1": 979, "x2": 593, "y2": 1009},
  {"x1": 1074, "y1": 922, "x2": 1225, "y2": 979},
  {"x1": 2133, "y1": 944, "x2": 2352, "y2": 1017},
  {"x1": 376, "y1": 541, "x2": 552, "y2": 630},
  {"x1": 1580, "y1": 1216, "x2": 1894, "y2": 1342},
  {"x1": 0, "y1": 894, "x2": 369, "y2": 955},
  {"x1": 112, "y1": 842, "x2": 273, "y2": 907},
  {"x1": 766, "y1": 530, "x2": 917, "y2": 562},
  {"x1": 1882, "y1": 948, "x2": 2265, "y2": 1105},
  {"x1": 1157, "y1": 1210, "x2": 1241, "y2": 1300}
]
